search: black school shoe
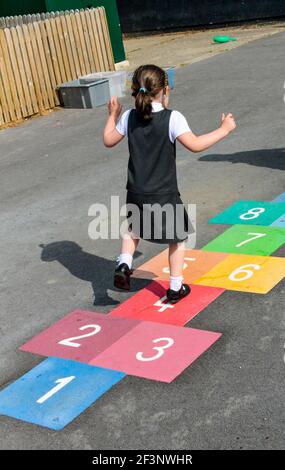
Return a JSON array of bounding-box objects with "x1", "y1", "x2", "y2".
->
[
  {"x1": 166, "y1": 284, "x2": 191, "y2": 304},
  {"x1": 114, "y1": 263, "x2": 133, "y2": 291}
]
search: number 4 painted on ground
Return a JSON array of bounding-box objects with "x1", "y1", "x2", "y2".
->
[
  {"x1": 153, "y1": 296, "x2": 174, "y2": 312},
  {"x1": 236, "y1": 232, "x2": 266, "y2": 248}
]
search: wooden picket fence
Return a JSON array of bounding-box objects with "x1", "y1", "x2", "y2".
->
[{"x1": 0, "y1": 7, "x2": 114, "y2": 126}]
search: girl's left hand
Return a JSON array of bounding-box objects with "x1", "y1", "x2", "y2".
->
[{"x1": 108, "y1": 97, "x2": 122, "y2": 119}]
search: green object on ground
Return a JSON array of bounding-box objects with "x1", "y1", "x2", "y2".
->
[
  {"x1": 213, "y1": 35, "x2": 237, "y2": 43},
  {"x1": 202, "y1": 224, "x2": 285, "y2": 256}
]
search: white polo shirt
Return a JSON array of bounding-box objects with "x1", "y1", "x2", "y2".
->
[{"x1": 116, "y1": 101, "x2": 191, "y2": 143}]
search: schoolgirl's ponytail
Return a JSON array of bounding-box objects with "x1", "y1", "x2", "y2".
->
[{"x1": 131, "y1": 65, "x2": 168, "y2": 122}]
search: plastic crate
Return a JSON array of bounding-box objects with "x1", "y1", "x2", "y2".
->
[
  {"x1": 165, "y1": 66, "x2": 175, "y2": 90},
  {"x1": 79, "y1": 71, "x2": 127, "y2": 98},
  {"x1": 57, "y1": 79, "x2": 110, "y2": 109}
]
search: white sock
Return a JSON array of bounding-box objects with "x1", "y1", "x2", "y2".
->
[
  {"x1": 117, "y1": 253, "x2": 133, "y2": 269},
  {"x1": 170, "y1": 275, "x2": 183, "y2": 292}
]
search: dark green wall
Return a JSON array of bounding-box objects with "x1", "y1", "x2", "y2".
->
[
  {"x1": 0, "y1": 0, "x2": 125, "y2": 64},
  {"x1": 117, "y1": 0, "x2": 285, "y2": 33},
  {"x1": 0, "y1": 0, "x2": 46, "y2": 16},
  {"x1": 46, "y1": 0, "x2": 126, "y2": 63}
]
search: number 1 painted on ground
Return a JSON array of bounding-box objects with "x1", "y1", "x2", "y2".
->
[
  {"x1": 36, "y1": 376, "x2": 75, "y2": 404},
  {"x1": 236, "y1": 232, "x2": 266, "y2": 248}
]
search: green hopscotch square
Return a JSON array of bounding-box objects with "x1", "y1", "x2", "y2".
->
[
  {"x1": 208, "y1": 201, "x2": 285, "y2": 226},
  {"x1": 202, "y1": 225, "x2": 285, "y2": 256}
]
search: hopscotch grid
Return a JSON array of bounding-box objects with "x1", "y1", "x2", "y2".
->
[{"x1": 0, "y1": 193, "x2": 284, "y2": 429}]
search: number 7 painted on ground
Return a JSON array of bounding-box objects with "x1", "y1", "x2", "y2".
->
[
  {"x1": 235, "y1": 232, "x2": 266, "y2": 247},
  {"x1": 202, "y1": 225, "x2": 285, "y2": 256}
]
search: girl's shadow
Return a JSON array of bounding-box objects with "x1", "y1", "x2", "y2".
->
[{"x1": 39, "y1": 241, "x2": 149, "y2": 307}]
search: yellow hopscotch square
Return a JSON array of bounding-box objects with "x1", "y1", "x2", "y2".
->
[{"x1": 194, "y1": 254, "x2": 285, "y2": 294}]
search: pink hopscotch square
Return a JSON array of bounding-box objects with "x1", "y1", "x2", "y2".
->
[
  {"x1": 90, "y1": 321, "x2": 222, "y2": 383},
  {"x1": 110, "y1": 281, "x2": 224, "y2": 326},
  {"x1": 20, "y1": 310, "x2": 140, "y2": 363}
]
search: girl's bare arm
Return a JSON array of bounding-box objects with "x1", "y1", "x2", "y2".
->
[
  {"x1": 178, "y1": 113, "x2": 237, "y2": 153},
  {"x1": 103, "y1": 97, "x2": 125, "y2": 148}
]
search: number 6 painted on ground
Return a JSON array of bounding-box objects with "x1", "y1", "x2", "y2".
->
[
  {"x1": 229, "y1": 264, "x2": 261, "y2": 282},
  {"x1": 136, "y1": 337, "x2": 174, "y2": 362}
]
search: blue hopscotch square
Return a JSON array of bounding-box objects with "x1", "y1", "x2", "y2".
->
[
  {"x1": 271, "y1": 214, "x2": 285, "y2": 228},
  {"x1": 273, "y1": 193, "x2": 285, "y2": 203},
  {"x1": 0, "y1": 357, "x2": 125, "y2": 430}
]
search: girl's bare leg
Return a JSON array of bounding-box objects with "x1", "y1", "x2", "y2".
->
[
  {"x1": 117, "y1": 231, "x2": 140, "y2": 269},
  {"x1": 169, "y1": 242, "x2": 185, "y2": 277},
  {"x1": 121, "y1": 231, "x2": 140, "y2": 257},
  {"x1": 168, "y1": 242, "x2": 185, "y2": 291},
  {"x1": 114, "y1": 232, "x2": 139, "y2": 290}
]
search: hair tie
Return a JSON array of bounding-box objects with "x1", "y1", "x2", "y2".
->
[{"x1": 139, "y1": 87, "x2": 147, "y2": 93}]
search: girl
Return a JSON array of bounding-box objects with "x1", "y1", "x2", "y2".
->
[{"x1": 103, "y1": 64, "x2": 236, "y2": 304}]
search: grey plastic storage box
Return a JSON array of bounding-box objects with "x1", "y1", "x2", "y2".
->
[
  {"x1": 57, "y1": 79, "x2": 110, "y2": 109},
  {"x1": 79, "y1": 71, "x2": 127, "y2": 98}
]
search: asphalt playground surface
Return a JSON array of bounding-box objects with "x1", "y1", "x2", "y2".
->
[{"x1": 0, "y1": 32, "x2": 285, "y2": 450}]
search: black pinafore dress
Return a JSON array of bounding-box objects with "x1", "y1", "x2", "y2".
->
[{"x1": 126, "y1": 108, "x2": 193, "y2": 244}]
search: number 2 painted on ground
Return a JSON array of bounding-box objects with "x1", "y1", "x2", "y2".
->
[
  {"x1": 58, "y1": 324, "x2": 101, "y2": 348},
  {"x1": 36, "y1": 376, "x2": 75, "y2": 404},
  {"x1": 236, "y1": 232, "x2": 266, "y2": 248},
  {"x1": 239, "y1": 208, "x2": 265, "y2": 220},
  {"x1": 136, "y1": 337, "x2": 174, "y2": 362},
  {"x1": 229, "y1": 264, "x2": 261, "y2": 282}
]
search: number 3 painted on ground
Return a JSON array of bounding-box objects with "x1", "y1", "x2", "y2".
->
[
  {"x1": 229, "y1": 264, "x2": 261, "y2": 282},
  {"x1": 136, "y1": 337, "x2": 174, "y2": 362}
]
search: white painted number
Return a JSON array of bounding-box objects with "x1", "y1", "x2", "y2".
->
[
  {"x1": 136, "y1": 337, "x2": 174, "y2": 362},
  {"x1": 236, "y1": 232, "x2": 266, "y2": 248},
  {"x1": 154, "y1": 296, "x2": 174, "y2": 313},
  {"x1": 229, "y1": 264, "x2": 261, "y2": 282},
  {"x1": 239, "y1": 208, "x2": 265, "y2": 220},
  {"x1": 58, "y1": 324, "x2": 101, "y2": 348},
  {"x1": 36, "y1": 376, "x2": 75, "y2": 404},
  {"x1": 163, "y1": 257, "x2": 196, "y2": 274}
]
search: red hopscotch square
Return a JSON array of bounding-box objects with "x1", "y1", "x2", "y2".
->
[
  {"x1": 90, "y1": 321, "x2": 222, "y2": 383},
  {"x1": 20, "y1": 310, "x2": 140, "y2": 363},
  {"x1": 110, "y1": 281, "x2": 225, "y2": 326}
]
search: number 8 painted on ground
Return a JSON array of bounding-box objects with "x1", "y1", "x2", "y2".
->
[
  {"x1": 136, "y1": 337, "x2": 174, "y2": 362},
  {"x1": 239, "y1": 208, "x2": 265, "y2": 220},
  {"x1": 229, "y1": 264, "x2": 261, "y2": 282}
]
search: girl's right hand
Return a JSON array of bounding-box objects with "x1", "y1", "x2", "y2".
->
[
  {"x1": 108, "y1": 96, "x2": 123, "y2": 119},
  {"x1": 221, "y1": 113, "x2": 237, "y2": 133}
]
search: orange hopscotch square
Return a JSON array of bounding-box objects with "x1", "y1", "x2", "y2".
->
[
  {"x1": 195, "y1": 253, "x2": 285, "y2": 294},
  {"x1": 133, "y1": 249, "x2": 229, "y2": 283}
]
